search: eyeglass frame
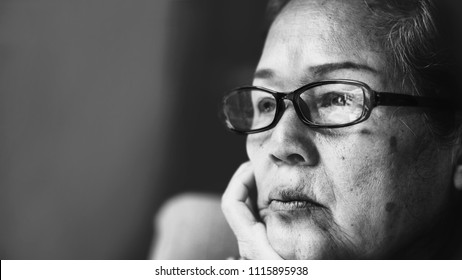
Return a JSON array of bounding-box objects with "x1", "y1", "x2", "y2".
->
[{"x1": 222, "y1": 79, "x2": 454, "y2": 134}]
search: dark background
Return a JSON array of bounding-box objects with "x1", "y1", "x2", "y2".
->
[{"x1": 0, "y1": 0, "x2": 267, "y2": 259}]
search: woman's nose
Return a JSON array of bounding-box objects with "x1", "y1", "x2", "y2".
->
[{"x1": 267, "y1": 103, "x2": 320, "y2": 167}]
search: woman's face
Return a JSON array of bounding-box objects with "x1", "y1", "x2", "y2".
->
[{"x1": 247, "y1": 0, "x2": 455, "y2": 259}]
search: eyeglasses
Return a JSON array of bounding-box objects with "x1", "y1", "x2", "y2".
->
[{"x1": 221, "y1": 79, "x2": 452, "y2": 134}]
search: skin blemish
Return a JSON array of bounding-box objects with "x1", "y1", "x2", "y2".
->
[
  {"x1": 389, "y1": 136, "x2": 397, "y2": 151},
  {"x1": 359, "y1": 129, "x2": 372, "y2": 135},
  {"x1": 341, "y1": 156, "x2": 346, "y2": 160},
  {"x1": 385, "y1": 202, "x2": 396, "y2": 212}
]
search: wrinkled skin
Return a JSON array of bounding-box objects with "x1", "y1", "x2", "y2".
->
[{"x1": 222, "y1": 0, "x2": 458, "y2": 259}]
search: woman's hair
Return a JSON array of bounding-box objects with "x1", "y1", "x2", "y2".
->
[{"x1": 266, "y1": 0, "x2": 461, "y2": 142}]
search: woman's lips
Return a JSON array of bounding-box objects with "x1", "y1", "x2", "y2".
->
[
  {"x1": 269, "y1": 200, "x2": 323, "y2": 211},
  {"x1": 265, "y1": 188, "x2": 326, "y2": 212}
]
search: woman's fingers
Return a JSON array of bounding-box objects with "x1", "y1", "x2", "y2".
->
[{"x1": 221, "y1": 162, "x2": 282, "y2": 260}]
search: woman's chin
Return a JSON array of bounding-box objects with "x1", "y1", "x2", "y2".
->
[{"x1": 265, "y1": 213, "x2": 351, "y2": 259}]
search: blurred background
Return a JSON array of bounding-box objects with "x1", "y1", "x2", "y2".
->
[{"x1": 0, "y1": 0, "x2": 268, "y2": 259}]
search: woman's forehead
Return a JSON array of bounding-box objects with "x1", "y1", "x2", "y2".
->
[
  {"x1": 278, "y1": 0, "x2": 370, "y2": 18},
  {"x1": 273, "y1": 0, "x2": 375, "y2": 45},
  {"x1": 260, "y1": 0, "x2": 387, "y2": 85}
]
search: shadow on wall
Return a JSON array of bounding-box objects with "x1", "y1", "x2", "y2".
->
[{"x1": 0, "y1": 0, "x2": 267, "y2": 259}]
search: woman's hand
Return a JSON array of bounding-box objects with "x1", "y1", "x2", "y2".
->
[{"x1": 221, "y1": 161, "x2": 283, "y2": 260}]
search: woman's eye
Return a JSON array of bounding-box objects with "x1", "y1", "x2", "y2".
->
[
  {"x1": 321, "y1": 92, "x2": 351, "y2": 107},
  {"x1": 257, "y1": 98, "x2": 276, "y2": 113}
]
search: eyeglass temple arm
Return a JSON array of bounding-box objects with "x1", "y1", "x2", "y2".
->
[{"x1": 374, "y1": 92, "x2": 455, "y2": 109}]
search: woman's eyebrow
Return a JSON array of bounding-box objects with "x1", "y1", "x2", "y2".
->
[
  {"x1": 309, "y1": 62, "x2": 379, "y2": 77},
  {"x1": 254, "y1": 62, "x2": 379, "y2": 81},
  {"x1": 254, "y1": 68, "x2": 275, "y2": 80}
]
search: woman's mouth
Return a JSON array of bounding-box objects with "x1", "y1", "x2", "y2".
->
[
  {"x1": 269, "y1": 199, "x2": 324, "y2": 211},
  {"x1": 267, "y1": 189, "x2": 326, "y2": 212}
]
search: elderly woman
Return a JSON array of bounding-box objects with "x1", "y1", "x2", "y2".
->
[{"x1": 221, "y1": 0, "x2": 462, "y2": 259}]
